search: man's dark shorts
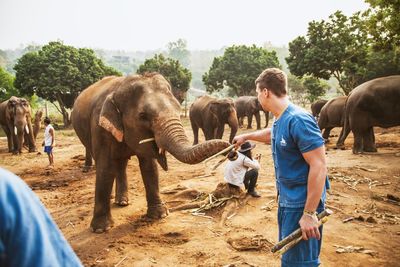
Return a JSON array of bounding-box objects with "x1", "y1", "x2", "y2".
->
[{"x1": 44, "y1": 146, "x2": 52, "y2": 154}]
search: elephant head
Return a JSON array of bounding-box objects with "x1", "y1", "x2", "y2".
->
[
  {"x1": 5, "y1": 97, "x2": 35, "y2": 153},
  {"x1": 98, "y1": 73, "x2": 230, "y2": 170},
  {"x1": 209, "y1": 98, "x2": 239, "y2": 143}
]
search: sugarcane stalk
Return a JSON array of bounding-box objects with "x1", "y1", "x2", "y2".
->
[
  {"x1": 271, "y1": 209, "x2": 333, "y2": 253},
  {"x1": 277, "y1": 217, "x2": 329, "y2": 255}
]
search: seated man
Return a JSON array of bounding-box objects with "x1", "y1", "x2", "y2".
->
[
  {"x1": 0, "y1": 167, "x2": 82, "y2": 267},
  {"x1": 224, "y1": 141, "x2": 261, "y2": 197}
]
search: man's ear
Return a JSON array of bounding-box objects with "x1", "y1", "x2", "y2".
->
[{"x1": 98, "y1": 93, "x2": 124, "y2": 142}]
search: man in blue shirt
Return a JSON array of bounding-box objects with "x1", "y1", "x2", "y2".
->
[
  {"x1": 0, "y1": 168, "x2": 82, "y2": 267},
  {"x1": 233, "y1": 68, "x2": 329, "y2": 267}
]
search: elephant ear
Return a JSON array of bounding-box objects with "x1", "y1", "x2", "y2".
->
[
  {"x1": 99, "y1": 93, "x2": 124, "y2": 142},
  {"x1": 209, "y1": 101, "x2": 220, "y2": 121}
]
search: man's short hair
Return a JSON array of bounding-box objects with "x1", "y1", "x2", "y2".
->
[
  {"x1": 44, "y1": 117, "x2": 51, "y2": 124},
  {"x1": 255, "y1": 68, "x2": 287, "y2": 97}
]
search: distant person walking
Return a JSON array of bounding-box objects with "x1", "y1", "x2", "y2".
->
[{"x1": 42, "y1": 117, "x2": 55, "y2": 167}]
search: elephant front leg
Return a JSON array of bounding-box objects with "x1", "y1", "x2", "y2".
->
[
  {"x1": 115, "y1": 159, "x2": 129, "y2": 206},
  {"x1": 90, "y1": 158, "x2": 116, "y2": 233},
  {"x1": 138, "y1": 156, "x2": 168, "y2": 219},
  {"x1": 216, "y1": 125, "x2": 224, "y2": 139}
]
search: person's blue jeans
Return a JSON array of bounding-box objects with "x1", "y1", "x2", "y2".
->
[
  {"x1": 278, "y1": 205, "x2": 324, "y2": 267},
  {"x1": 0, "y1": 168, "x2": 82, "y2": 267}
]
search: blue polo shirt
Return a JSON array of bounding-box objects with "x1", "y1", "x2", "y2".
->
[
  {"x1": 271, "y1": 103, "x2": 329, "y2": 208},
  {"x1": 0, "y1": 168, "x2": 82, "y2": 267}
]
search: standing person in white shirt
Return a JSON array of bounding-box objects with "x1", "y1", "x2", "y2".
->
[
  {"x1": 42, "y1": 117, "x2": 55, "y2": 167},
  {"x1": 224, "y1": 141, "x2": 261, "y2": 197}
]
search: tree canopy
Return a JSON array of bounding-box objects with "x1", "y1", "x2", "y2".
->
[
  {"x1": 202, "y1": 45, "x2": 281, "y2": 96},
  {"x1": 137, "y1": 54, "x2": 192, "y2": 104},
  {"x1": 286, "y1": 7, "x2": 400, "y2": 95},
  {"x1": 365, "y1": 0, "x2": 400, "y2": 50},
  {"x1": 0, "y1": 67, "x2": 17, "y2": 102},
  {"x1": 14, "y1": 41, "x2": 121, "y2": 126}
]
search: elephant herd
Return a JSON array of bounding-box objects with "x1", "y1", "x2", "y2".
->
[
  {"x1": 314, "y1": 75, "x2": 400, "y2": 154},
  {"x1": 1, "y1": 74, "x2": 398, "y2": 233}
]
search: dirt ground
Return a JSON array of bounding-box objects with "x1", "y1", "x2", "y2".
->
[{"x1": 1, "y1": 115, "x2": 399, "y2": 267}]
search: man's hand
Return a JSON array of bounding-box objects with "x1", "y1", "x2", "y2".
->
[
  {"x1": 255, "y1": 153, "x2": 261, "y2": 161},
  {"x1": 299, "y1": 213, "x2": 320, "y2": 240},
  {"x1": 232, "y1": 135, "x2": 247, "y2": 149}
]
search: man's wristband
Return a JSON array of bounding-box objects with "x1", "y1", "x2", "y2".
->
[{"x1": 303, "y1": 210, "x2": 317, "y2": 217}]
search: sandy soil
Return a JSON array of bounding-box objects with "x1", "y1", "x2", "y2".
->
[{"x1": 1, "y1": 116, "x2": 399, "y2": 267}]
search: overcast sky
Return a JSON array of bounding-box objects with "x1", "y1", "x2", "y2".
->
[{"x1": 0, "y1": 0, "x2": 369, "y2": 51}]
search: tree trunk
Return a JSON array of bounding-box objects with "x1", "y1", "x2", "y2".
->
[{"x1": 56, "y1": 93, "x2": 71, "y2": 127}]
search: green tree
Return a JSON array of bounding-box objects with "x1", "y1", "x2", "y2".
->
[
  {"x1": 302, "y1": 76, "x2": 329, "y2": 103},
  {"x1": 137, "y1": 54, "x2": 192, "y2": 104},
  {"x1": 203, "y1": 45, "x2": 281, "y2": 96},
  {"x1": 167, "y1": 39, "x2": 190, "y2": 68},
  {"x1": 365, "y1": 0, "x2": 400, "y2": 50},
  {"x1": 0, "y1": 67, "x2": 18, "y2": 101},
  {"x1": 14, "y1": 41, "x2": 121, "y2": 126},
  {"x1": 286, "y1": 11, "x2": 369, "y2": 95},
  {"x1": 287, "y1": 10, "x2": 400, "y2": 95}
]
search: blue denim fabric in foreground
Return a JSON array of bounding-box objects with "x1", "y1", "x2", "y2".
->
[
  {"x1": 44, "y1": 145, "x2": 53, "y2": 154},
  {"x1": 278, "y1": 205, "x2": 324, "y2": 267},
  {"x1": 0, "y1": 168, "x2": 82, "y2": 267}
]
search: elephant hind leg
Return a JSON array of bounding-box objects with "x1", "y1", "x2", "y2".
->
[
  {"x1": 82, "y1": 148, "x2": 93, "y2": 172},
  {"x1": 191, "y1": 120, "x2": 199, "y2": 145},
  {"x1": 115, "y1": 158, "x2": 129, "y2": 206},
  {"x1": 363, "y1": 127, "x2": 377, "y2": 152},
  {"x1": 352, "y1": 130, "x2": 364, "y2": 154}
]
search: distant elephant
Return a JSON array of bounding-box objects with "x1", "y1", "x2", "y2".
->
[
  {"x1": 337, "y1": 75, "x2": 400, "y2": 154},
  {"x1": 189, "y1": 95, "x2": 238, "y2": 144},
  {"x1": 317, "y1": 96, "x2": 347, "y2": 143},
  {"x1": 234, "y1": 96, "x2": 269, "y2": 129},
  {"x1": 0, "y1": 96, "x2": 36, "y2": 154},
  {"x1": 311, "y1": 99, "x2": 328, "y2": 119},
  {"x1": 71, "y1": 73, "x2": 230, "y2": 233}
]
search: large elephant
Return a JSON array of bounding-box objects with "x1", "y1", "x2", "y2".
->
[
  {"x1": 234, "y1": 96, "x2": 269, "y2": 129},
  {"x1": 318, "y1": 96, "x2": 347, "y2": 144},
  {"x1": 0, "y1": 96, "x2": 36, "y2": 154},
  {"x1": 71, "y1": 73, "x2": 230, "y2": 232},
  {"x1": 337, "y1": 75, "x2": 400, "y2": 154},
  {"x1": 311, "y1": 99, "x2": 328, "y2": 119},
  {"x1": 189, "y1": 95, "x2": 238, "y2": 144}
]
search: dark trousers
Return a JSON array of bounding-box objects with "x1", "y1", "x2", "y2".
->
[{"x1": 243, "y1": 169, "x2": 258, "y2": 192}]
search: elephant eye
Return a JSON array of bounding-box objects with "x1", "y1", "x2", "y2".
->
[{"x1": 139, "y1": 112, "x2": 148, "y2": 121}]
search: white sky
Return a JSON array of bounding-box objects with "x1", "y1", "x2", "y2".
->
[{"x1": 0, "y1": 0, "x2": 369, "y2": 51}]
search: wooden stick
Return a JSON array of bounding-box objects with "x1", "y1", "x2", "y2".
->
[
  {"x1": 203, "y1": 144, "x2": 235, "y2": 163},
  {"x1": 271, "y1": 209, "x2": 333, "y2": 253}
]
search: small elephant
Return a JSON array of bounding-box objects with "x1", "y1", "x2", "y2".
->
[
  {"x1": 317, "y1": 96, "x2": 347, "y2": 144},
  {"x1": 311, "y1": 99, "x2": 328, "y2": 119},
  {"x1": 337, "y1": 75, "x2": 400, "y2": 154},
  {"x1": 189, "y1": 95, "x2": 238, "y2": 144},
  {"x1": 234, "y1": 96, "x2": 269, "y2": 129},
  {"x1": 0, "y1": 96, "x2": 36, "y2": 154},
  {"x1": 71, "y1": 73, "x2": 230, "y2": 233}
]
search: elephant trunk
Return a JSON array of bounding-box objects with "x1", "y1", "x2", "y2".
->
[
  {"x1": 154, "y1": 117, "x2": 230, "y2": 164},
  {"x1": 227, "y1": 111, "x2": 239, "y2": 144}
]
